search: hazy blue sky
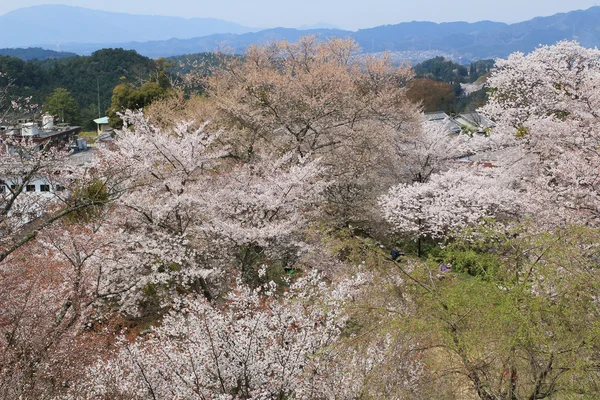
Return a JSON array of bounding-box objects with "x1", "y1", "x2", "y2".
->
[{"x1": 1, "y1": 0, "x2": 599, "y2": 30}]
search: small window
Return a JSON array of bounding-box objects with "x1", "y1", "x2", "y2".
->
[
  {"x1": 10, "y1": 184, "x2": 16, "y2": 190},
  {"x1": 55, "y1": 184, "x2": 65, "y2": 192},
  {"x1": 25, "y1": 184, "x2": 36, "y2": 192},
  {"x1": 40, "y1": 184, "x2": 50, "y2": 192},
  {"x1": 0, "y1": 185, "x2": 5, "y2": 193}
]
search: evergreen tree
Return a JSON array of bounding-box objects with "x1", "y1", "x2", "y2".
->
[{"x1": 43, "y1": 87, "x2": 79, "y2": 125}]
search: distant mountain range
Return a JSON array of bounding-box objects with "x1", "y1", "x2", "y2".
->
[
  {"x1": 0, "y1": 5, "x2": 261, "y2": 48},
  {"x1": 48, "y1": 28, "x2": 354, "y2": 57},
  {"x1": 2, "y1": 5, "x2": 600, "y2": 62}
]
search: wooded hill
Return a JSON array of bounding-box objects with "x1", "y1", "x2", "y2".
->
[
  {"x1": 0, "y1": 47, "x2": 494, "y2": 128},
  {"x1": 0, "y1": 49, "x2": 493, "y2": 130},
  {"x1": 407, "y1": 57, "x2": 495, "y2": 114},
  {"x1": 0, "y1": 48, "x2": 158, "y2": 129}
]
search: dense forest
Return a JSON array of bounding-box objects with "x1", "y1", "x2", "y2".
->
[
  {"x1": 0, "y1": 49, "x2": 235, "y2": 129},
  {"x1": 0, "y1": 49, "x2": 158, "y2": 129}
]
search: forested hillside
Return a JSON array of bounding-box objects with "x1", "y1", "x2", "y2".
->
[
  {"x1": 407, "y1": 56, "x2": 494, "y2": 113},
  {"x1": 4, "y1": 47, "x2": 490, "y2": 128},
  {"x1": 0, "y1": 49, "x2": 158, "y2": 128}
]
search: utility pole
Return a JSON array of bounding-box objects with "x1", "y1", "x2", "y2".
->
[{"x1": 97, "y1": 77, "x2": 101, "y2": 118}]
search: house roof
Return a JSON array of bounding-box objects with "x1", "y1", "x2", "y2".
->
[
  {"x1": 94, "y1": 117, "x2": 109, "y2": 125},
  {"x1": 423, "y1": 112, "x2": 462, "y2": 134},
  {"x1": 424, "y1": 111, "x2": 450, "y2": 121},
  {"x1": 456, "y1": 112, "x2": 495, "y2": 130}
]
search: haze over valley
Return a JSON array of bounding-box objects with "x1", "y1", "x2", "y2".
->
[{"x1": 2, "y1": 4, "x2": 600, "y2": 61}]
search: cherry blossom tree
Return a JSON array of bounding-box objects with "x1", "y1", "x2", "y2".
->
[
  {"x1": 381, "y1": 41, "x2": 600, "y2": 247},
  {"x1": 0, "y1": 112, "x2": 126, "y2": 397},
  {"x1": 0, "y1": 226, "x2": 111, "y2": 399},
  {"x1": 93, "y1": 111, "x2": 327, "y2": 314},
  {"x1": 0, "y1": 71, "x2": 37, "y2": 121},
  {"x1": 480, "y1": 40, "x2": 600, "y2": 225},
  {"x1": 379, "y1": 166, "x2": 522, "y2": 254},
  {"x1": 394, "y1": 119, "x2": 493, "y2": 184},
  {"x1": 206, "y1": 36, "x2": 416, "y2": 159},
  {"x1": 0, "y1": 138, "x2": 122, "y2": 265},
  {"x1": 314, "y1": 264, "x2": 426, "y2": 399},
  {"x1": 79, "y1": 271, "x2": 350, "y2": 400},
  {"x1": 203, "y1": 36, "x2": 420, "y2": 228}
]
